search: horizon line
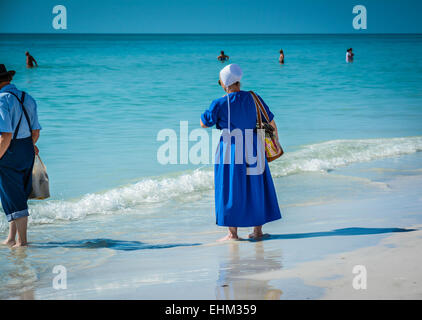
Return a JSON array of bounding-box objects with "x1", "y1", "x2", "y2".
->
[{"x1": 1, "y1": 32, "x2": 422, "y2": 36}]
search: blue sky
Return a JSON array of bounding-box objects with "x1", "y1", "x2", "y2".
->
[{"x1": 0, "y1": 0, "x2": 421, "y2": 33}]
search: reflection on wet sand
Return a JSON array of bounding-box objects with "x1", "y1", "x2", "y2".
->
[
  {"x1": 19, "y1": 289, "x2": 35, "y2": 300},
  {"x1": 1, "y1": 248, "x2": 37, "y2": 300},
  {"x1": 216, "y1": 241, "x2": 283, "y2": 300}
]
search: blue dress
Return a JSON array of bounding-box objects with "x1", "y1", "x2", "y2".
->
[{"x1": 201, "y1": 90, "x2": 281, "y2": 227}]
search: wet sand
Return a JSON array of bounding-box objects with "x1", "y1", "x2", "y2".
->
[{"x1": 244, "y1": 223, "x2": 422, "y2": 299}]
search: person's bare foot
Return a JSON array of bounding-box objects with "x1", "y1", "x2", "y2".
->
[
  {"x1": 248, "y1": 232, "x2": 269, "y2": 240},
  {"x1": 12, "y1": 242, "x2": 28, "y2": 248},
  {"x1": 249, "y1": 226, "x2": 269, "y2": 240},
  {"x1": 218, "y1": 234, "x2": 241, "y2": 242},
  {"x1": 2, "y1": 239, "x2": 16, "y2": 246},
  {"x1": 248, "y1": 232, "x2": 262, "y2": 239}
]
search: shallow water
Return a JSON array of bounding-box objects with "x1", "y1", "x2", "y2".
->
[
  {"x1": 0, "y1": 34, "x2": 421, "y2": 299},
  {"x1": 1, "y1": 34, "x2": 421, "y2": 199}
]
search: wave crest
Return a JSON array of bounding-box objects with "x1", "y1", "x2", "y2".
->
[
  {"x1": 270, "y1": 136, "x2": 422, "y2": 177},
  {"x1": 1, "y1": 136, "x2": 420, "y2": 232}
]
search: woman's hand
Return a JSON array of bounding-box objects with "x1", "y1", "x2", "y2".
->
[
  {"x1": 34, "y1": 145, "x2": 39, "y2": 156},
  {"x1": 200, "y1": 119, "x2": 208, "y2": 128}
]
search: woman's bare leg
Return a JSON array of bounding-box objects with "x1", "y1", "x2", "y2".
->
[
  {"x1": 2, "y1": 221, "x2": 16, "y2": 246},
  {"x1": 12, "y1": 217, "x2": 28, "y2": 247},
  {"x1": 218, "y1": 227, "x2": 240, "y2": 241}
]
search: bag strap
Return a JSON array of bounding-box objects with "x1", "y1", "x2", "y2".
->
[
  {"x1": 5, "y1": 91, "x2": 32, "y2": 140},
  {"x1": 250, "y1": 91, "x2": 271, "y2": 124},
  {"x1": 250, "y1": 92, "x2": 263, "y2": 129}
]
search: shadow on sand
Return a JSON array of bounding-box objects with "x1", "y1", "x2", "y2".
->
[
  {"x1": 29, "y1": 228, "x2": 417, "y2": 249},
  {"x1": 31, "y1": 239, "x2": 201, "y2": 251},
  {"x1": 247, "y1": 227, "x2": 417, "y2": 242}
]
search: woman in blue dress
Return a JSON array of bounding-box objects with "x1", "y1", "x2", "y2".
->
[{"x1": 200, "y1": 64, "x2": 281, "y2": 241}]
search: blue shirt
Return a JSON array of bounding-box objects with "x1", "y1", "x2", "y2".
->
[
  {"x1": 0, "y1": 84, "x2": 42, "y2": 138},
  {"x1": 201, "y1": 91, "x2": 274, "y2": 130}
]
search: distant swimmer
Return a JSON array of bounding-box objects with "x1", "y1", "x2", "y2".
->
[
  {"x1": 217, "y1": 51, "x2": 229, "y2": 63},
  {"x1": 346, "y1": 48, "x2": 354, "y2": 63},
  {"x1": 279, "y1": 49, "x2": 285, "y2": 64},
  {"x1": 25, "y1": 51, "x2": 38, "y2": 68}
]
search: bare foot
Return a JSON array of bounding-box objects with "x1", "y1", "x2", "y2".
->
[
  {"x1": 218, "y1": 234, "x2": 241, "y2": 242},
  {"x1": 248, "y1": 232, "x2": 262, "y2": 239},
  {"x1": 248, "y1": 233, "x2": 270, "y2": 240},
  {"x1": 12, "y1": 242, "x2": 28, "y2": 248},
  {"x1": 2, "y1": 239, "x2": 16, "y2": 247}
]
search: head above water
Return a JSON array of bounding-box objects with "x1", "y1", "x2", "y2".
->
[
  {"x1": 25, "y1": 51, "x2": 30, "y2": 56},
  {"x1": 280, "y1": 49, "x2": 284, "y2": 54},
  {"x1": 220, "y1": 50, "x2": 225, "y2": 55}
]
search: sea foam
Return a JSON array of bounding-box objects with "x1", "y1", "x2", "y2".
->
[
  {"x1": 270, "y1": 136, "x2": 422, "y2": 177},
  {"x1": 1, "y1": 136, "x2": 421, "y2": 232}
]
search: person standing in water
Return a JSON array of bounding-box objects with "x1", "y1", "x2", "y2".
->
[
  {"x1": 346, "y1": 48, "x2": 354, "y2": 63},
  {"x1": 200, "y1": 64, "x2": 282, "y2": 241},
  {"x1": 0, "y1": 64, "x2": 42, "y2": 248},
  {"x1": 25, "y1": 52, "x2": 38, "y2": 68},
  {"x1": 217, "y1": 51, "x2": 229, "y2": 63},
  {"x1": 279, "y1": 49, "x2": 285, "y2": 64}
]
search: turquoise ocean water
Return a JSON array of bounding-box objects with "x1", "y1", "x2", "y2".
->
[
  {"x1": 0, "y1": 34, "x2": 422, "y2": 298},
  {"x1": 1, "y1": 34, "x2": 421, "y2": 199}
]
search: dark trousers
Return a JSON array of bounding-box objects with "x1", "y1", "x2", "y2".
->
[{"x1": 0, "y1": 137, "x2": 34, "y2": 222}]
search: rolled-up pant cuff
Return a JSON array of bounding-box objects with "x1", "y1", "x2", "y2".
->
[{"x1": 6, "y1": 209, "x2": 29, "y2": 222}]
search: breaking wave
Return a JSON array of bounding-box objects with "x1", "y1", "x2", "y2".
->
[{"x1": 1, "y1": 136, "x2": 421, "y2": 232}]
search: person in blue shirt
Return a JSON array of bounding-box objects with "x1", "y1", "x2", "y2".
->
[
  {"x1": 0, "y1": 64, "x2": 41, "y2": 248},
  {"x1": 200, "y1": 64, "x2": 281, "y2": 241}
]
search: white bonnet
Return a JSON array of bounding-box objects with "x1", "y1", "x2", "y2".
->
[{"x1": 219, "y1": 64, "x2": 242, "y2": 87}]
